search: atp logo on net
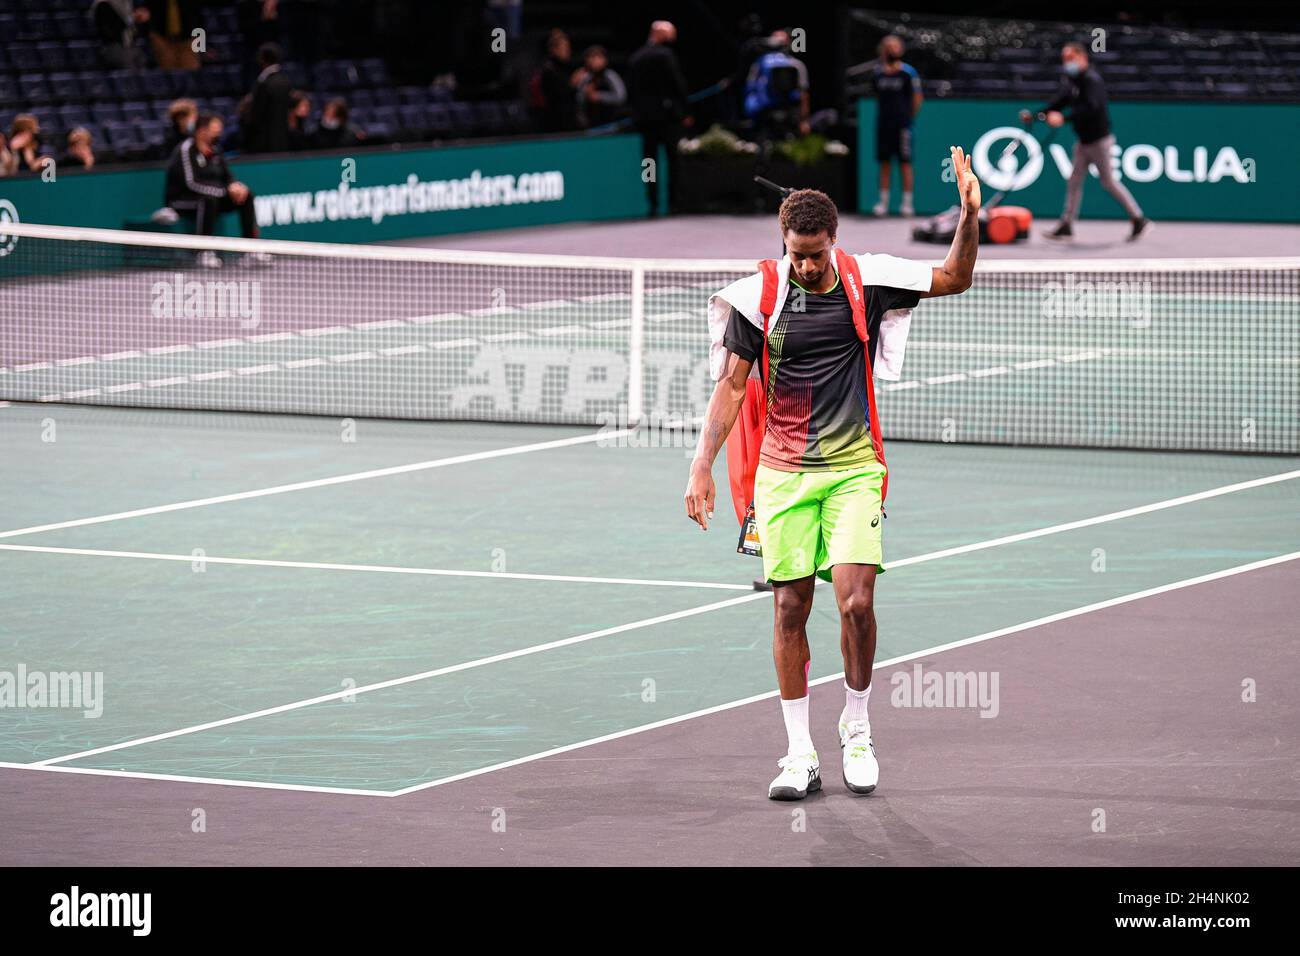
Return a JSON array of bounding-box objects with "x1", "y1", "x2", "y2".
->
[
  {"x1": 971, "y1": 127, "x2": 1255, "y2": 191},
  {"x1": 0, "y1": 200, "x2": 18, "y2": 257}
]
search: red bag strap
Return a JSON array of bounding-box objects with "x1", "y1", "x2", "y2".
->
[
  {"x1": 756, "y1": 258, "x2": 779, "y2": 427},
  {"x1": 832, "y1": 248, "x2": 890, "y2": 501}
]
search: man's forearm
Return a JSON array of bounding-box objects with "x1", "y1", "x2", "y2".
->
[
  {"x1": 942, "y1": 205, "x2": 979, "y2": 290},
  {"x1": 691, "y1": 380, "x2": 747, "y2": 471}
]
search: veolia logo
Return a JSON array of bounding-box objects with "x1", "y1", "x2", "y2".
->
[
  {"x1": 972, "y1": 126, "x2": 1045, "y2": 192},
  {"x1": 972, "y1": 128, "x2": 1254, "y2": 190},
  {"x1": 0, "y1": 200, "x2": 18, "y2": 256}
]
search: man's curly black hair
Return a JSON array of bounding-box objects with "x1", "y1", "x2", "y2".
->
[{"x1": 778, "y1": 189, "x2": 838, "y2": 238}]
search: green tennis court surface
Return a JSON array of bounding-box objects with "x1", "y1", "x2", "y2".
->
[{"x1": 3, "y1": 404, "x2": 1297, "y2": 793}]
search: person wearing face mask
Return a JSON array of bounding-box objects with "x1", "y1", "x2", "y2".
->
[
  {"x1": 867, "y1": 35, "x2": 922, "y2": 218},
  {"x1": 162, "y1": 98, "x2": 199, "y2": 157},
  {"x1": 1022, "y1": 41, "x2": 1149, "y2": 241},
  {"x1": 311, "y1": 98, "x2": 363, "y2": 150}
]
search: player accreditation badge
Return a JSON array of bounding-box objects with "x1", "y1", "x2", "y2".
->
[{"x1": 737, "y1": 502, "x2": 762, "y2": 557}]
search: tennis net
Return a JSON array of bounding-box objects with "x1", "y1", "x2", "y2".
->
[{"x1": 1, "y1": 221, "x2": 1297, "y2": 453}]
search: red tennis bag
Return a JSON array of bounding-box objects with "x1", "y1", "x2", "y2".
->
[{"x1": 725, "y1": 249, "x2": 890, "y2": 532}]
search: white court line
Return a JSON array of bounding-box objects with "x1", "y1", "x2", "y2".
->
[
  {"x1": 0, "y1": 761, "x2": 391, "y2": 797},
  {"x1": 388, "y1": 549, "x2": 1300, "y2": 797},
  {"x1": 0, "y1": 428, "x2": 634, "y2": 540},
  {"x1": 885, "y1": 468, "x2": 1300, "y2": 568},
  {"x1": 5, "y1": 550, "x2": 1295, "y2": 796},
  {"x1": 0, "y1": 544, "x2": 753, "y2": 591},
  {"x1": 19, "y1": 468, "x2": 1300, "y2": 774},
  {"x1": 32, "y1": 591, "x2": 769, "y2": 768}
]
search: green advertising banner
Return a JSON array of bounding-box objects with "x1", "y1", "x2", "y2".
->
[
  {"x1": 0, "y1": 133, "x2": 650, "y2": 241},
  {"x1": 858, "y1": 98, "x2": 1297, "y2": 222}
]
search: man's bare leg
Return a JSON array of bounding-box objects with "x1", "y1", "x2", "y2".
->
[
  {"x1": 773, "y1": 576, "x2": 816, "y2": 699},
  {"x1": 832, "y1": 563, "x2": 880, "y2": 793},
  {"x1": 832, "y1": 563, "x2": 877, "y2": 690}
]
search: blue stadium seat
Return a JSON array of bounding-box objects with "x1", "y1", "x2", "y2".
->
[
  {"x1": 475, "y1": 101, "x2": 505, "y2": 134},
  {"x1": 426, "y1": 104, "x2": 452, "y2": 136},
  {"x1": 76, "y1": 70, "x2": 113, "y2": 99},
  {"x1": 66, "y1": 40, "x2": 100, "y2": 71},
  {"x1": 57, "y1": 104, "x2": 92, "y2": 129},
  {"x1": 398, "y1": 104, "x2": 427, "y2": 136},
  {"x1": 109, "y1": 69, "x2": 147, "y2": 99},
  {"x1": 36, "y1": 41, "x2": 71, "y2": 71},
  {"x1": 48, "y1": 72, "x2": 82, "y2": 101},
  {"x1": 18, "y1": 73, "x2": 54, "y2": 105},
  {"x1": 25, "y1": 12, "x2": 54, "y2": 39},
  {"x1": 359, "y1": 58, "x2": 388, "y2": 87},
  {"x1": 11, "y1": 45, "x2": 44, "y2": 72},
  {"x1": 104, "y1": 120, "x2": 145, "y2": 158},
  {"x1": 90, "y1": 101, "x2": 125, "y2": 124},
  {"x1": 447, "y1": 101, "x2": 476, "y2": 133},
  {"x1": 52, "y1": 12, "x2": 90, "y2": 40}
]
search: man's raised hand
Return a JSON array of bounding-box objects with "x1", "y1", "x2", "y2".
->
[{"x1": 950, "y1": 145, "x2": 981, "y2": 214}]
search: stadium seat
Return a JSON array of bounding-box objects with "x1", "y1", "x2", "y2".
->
[
  {"x1": 66, "y1": 40, "x2": 100, "y2": 70},
  {"x1": 425, "y1": 104, "x2": 452, "y2": 137}
]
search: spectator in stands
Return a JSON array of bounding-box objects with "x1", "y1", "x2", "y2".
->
[
  {"x1": 162, "y1": 98, "x2": 199, "y2": 156},
  {"x1": 1024, "y1": 41, "x2": 1150, "y2": 241},
  {"x1": 0, "y1": 115, "x2": 52, "y2": 176},
  {"x1": 63, "y1": 128, "x2": 98, "y2": 170},
  {"x1": 311, "y1": 97, "x2": 364, "y2": 150},
  {"x1": 572, "y1": 45, "x2": 627, "y2": 129},
  {"x1": 244, "y1": 43, "x2": 293, "y2": 153},
  {"x1": 286, "y1": 91, "x2": 313, "y2": 150},
  {"x1": 867, "y1": 34, "x2": 922, "y2": 217},
  {"x1": 531, "y1": 29, "x2": 578, "y2": 132},
  {"x1": 742, "y1": 30, "x2": 811, "y2": 141},
  {"x1": 165, "y1": 114, "x2": 262, "y2": 256},
  {"x1": 628, "y1": 20, "x2": 691, "y2": 216},
  {"x1": 91, "y1": 0, "x2": 148, "y2": 69},
  {"x1": 143, "y1": 0, "x2": 203, "y2": 71}
]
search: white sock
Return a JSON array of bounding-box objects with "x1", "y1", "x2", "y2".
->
[
  {"x1": 878, "y1": 189, "x2": 889, "y2": 204},
  {"x1": 844, "y1": 681, "x2": 871, "y2": 725},
  {"x1": 780, "y1": 695, "x2": 814, "y2": 756},
  {"x1": 901, "y1": 191, "x2": 913, "y2": 205}
]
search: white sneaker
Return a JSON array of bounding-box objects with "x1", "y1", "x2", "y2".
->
[
  {"x1": 899, "y1": 199, "x2": 914, "y2": 217},
  {"x1": 768, "y1": 751, "x2": 820, "y2": 801},
  {"x1": 871, "y1": 200, "x2": 888, "y2": 217},
  {"x1": 838, "y1": 712, "x2": 879, "y2": 795},
  {"x1": 196, "y1": 250, "x2": 222, "y2": 269},
  {"x1": 242, "y1": 251, "x2": 274, "y2": 267}
]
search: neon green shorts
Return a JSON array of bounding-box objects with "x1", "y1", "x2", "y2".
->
[{"x1": 753, "y1": 461, "x2": 887, "y2": 583}]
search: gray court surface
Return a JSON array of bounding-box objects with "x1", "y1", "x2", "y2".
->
[{"x1": 2, "y1": 558, "x2": 1295, "y2": 866}]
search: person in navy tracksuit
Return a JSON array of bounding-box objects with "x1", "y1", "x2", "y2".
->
[{"x1": 868, "y1": 35, "x2": 923, "y2": 218}]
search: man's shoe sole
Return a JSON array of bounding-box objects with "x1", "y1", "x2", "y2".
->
[
  {"x1": 769, "y1": 775, "x2": 822, "y2": 801},
  {"x1": 842, "y1": 775, "x2": 877, "y2": 795}
]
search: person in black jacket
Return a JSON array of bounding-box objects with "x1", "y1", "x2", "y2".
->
[
  {"x1": 1023, "y1": 42, "x2": 1149, "y2": 241},
  {"x1": 532, "y1": 29, "x2": 578, "y2": 132},
  {"x1": 165, "y1": 114, "x2": 261, "y2": 251},
  {"x1": 627, "y1": 20, "x2": 691, "y2": 216},
  {"x1": 244, "y1": 43, "x2": 293, "y2": 154},
  {"x1": 311, "y1": 98, "x2": 364, "y2": 150}
]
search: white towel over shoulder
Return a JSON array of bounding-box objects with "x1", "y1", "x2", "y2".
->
[{"x1": 706, "y1": 252, "x2": 932, "y2": 382}]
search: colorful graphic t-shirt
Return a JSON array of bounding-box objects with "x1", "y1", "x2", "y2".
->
[{"x1": 723, "y1": 274, "x2": 923, "y2": 472}]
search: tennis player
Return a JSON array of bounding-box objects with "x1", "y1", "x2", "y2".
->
[{"x1": 684, "y1": 147, "x2": 980, "y2": 799}]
